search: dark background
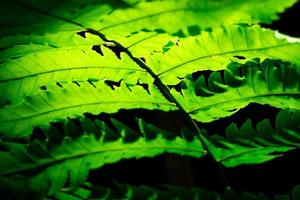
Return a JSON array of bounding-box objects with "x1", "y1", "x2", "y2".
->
[{"x1": 89, "y1": 2, "x2": 300, "y2": 197}]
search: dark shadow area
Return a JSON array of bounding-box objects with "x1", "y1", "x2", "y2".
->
[
  {"x1": 262, "y1": 1, "x2": 300, "y2": 37},
  {"x1": 226, "y1": 149, "x2": 300, "y2": 196}
]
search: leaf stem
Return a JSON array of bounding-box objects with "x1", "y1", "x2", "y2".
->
[{"x1": 87, "y1": 29, "x2": 230, "y2": 191}]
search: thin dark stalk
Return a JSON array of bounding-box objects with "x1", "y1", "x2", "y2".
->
[{"x1": 85, "y1": 29, "x2": 229, "y2": 192}]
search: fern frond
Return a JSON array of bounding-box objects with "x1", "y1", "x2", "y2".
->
[
  {"x1": 51, "y1": 182, "x2": 300, "y2": 200},
  {"x1": 0, "y1": 81, "x2": 176, "y2": 137},
  {"x1": 147, "y1": 25, "x2": 300, "y2": 84},
  {"x1": 0, "y1": 29, "x2": 178, "y2": 61},
  {"x1": 172, "y1": 59, "x2": 300, "y2": 122},
  {"x1": 201, "y1": 109, "x2": 300, "y2": 167},
  {"x1": 1, "y1": 0, "x2": 296, "y2": 39},
  {"x1": 77, "y1": 0, "x2": 299, "y2": 38},
  {"x1": 0, "y1": 118, "x2": 203, "y2": 198},
  {"x1": 0, "y1": 45, "x2": 154, "y2": 107},
  {"x1": 0, "y1": 0, "x2": 112, "y2": 37},
  {"x1": 114, "y1": 183, "x2": 300, "y2": 200}
]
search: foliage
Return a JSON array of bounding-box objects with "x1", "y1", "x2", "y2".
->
[{"x1": 0, "y1": 0, "x2": 300, "y2": 199}]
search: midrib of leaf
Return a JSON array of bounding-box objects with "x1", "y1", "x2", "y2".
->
[
  {"x1": 1, "y1": 100, "x2": 176, "y2": 123},
  {"x1": 157, "y1": 42, "x2": 298, "y2": 76},
  {"x1": 1, "y1": 142, "x2": 204, "y2": 176},
  {"x1": 0, "y1": 66, "x2": 145, "y2": 83},
  {"x1": 217, "y1": 147, "x2": 290, "y2": 163},
  {"x1": 126, "y1": 32, "x2": 159, "y2": 49},
  {"x1": 189, "y1": 91, "x2": 300, "y2": 114},
  {"x1": 0, "y1": 45, "x2": 103, "y2": 61}
]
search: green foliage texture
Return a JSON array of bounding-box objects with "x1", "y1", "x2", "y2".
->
[{"x1": 0, "y1": 0, "x2": 300, "y2": 199}]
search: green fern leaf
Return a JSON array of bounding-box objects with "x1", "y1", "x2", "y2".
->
[
  {"x1": 0, "y1": 81, "x2": 176, "y2": 137},
  {"x1": 52, "y1": 182, "x2": 300, "y2": 200},
  {"x1": 69, "y1": 0, "x2": 299, "y2": 38},
  {"x1": 147, "y1": 25, "x2": 300, "y2": 84},
  {"x1": 1, "y1": 0, "x2": 296, "y2": 39},
  {"x1": 0, "y1": 45, "x2": 153, "y2": 107},
  {"x1": 0, "y1": 118, "x2": 203, "y2": 197},
  {"x1": 172, "y1": 59, "x2": 300, "y2": 122},
  {"x1": 202, "y1": 109, "x2": 300, "y2": 167}
]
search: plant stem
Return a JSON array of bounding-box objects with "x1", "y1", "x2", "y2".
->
[{"x1": 88, "y1": 30, "x2": 230, "y2": 191}]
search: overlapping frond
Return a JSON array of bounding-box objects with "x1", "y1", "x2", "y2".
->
[
  {"x1": 0, "y1": 118, "x2": 203, "y2": 199},
  {"x1": 0, "y1": 81, "x2": 176, "y2": 137},
  {"x1": 0, "y1": 45, "x2": 153, "y2": 107},
  {"x1": 1, "y1": 0, "x2": 297, "y2": 39},
  {"x1": 51, "y1": 182, "x2": 300, "y2": 200},
  {"x1": 202, "y1": 109, "x2": 300, "y2": 167},
  {"x1": 147, "y1": 25, "x2": 300, "y2": 84},
  {"x1": 172, "y1": 59, "x2": 300, "y2": 122}
]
